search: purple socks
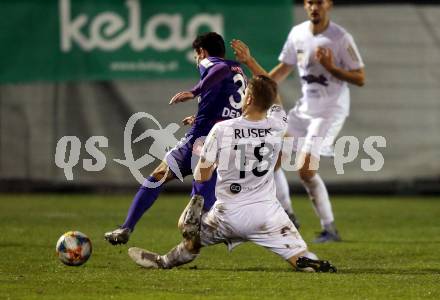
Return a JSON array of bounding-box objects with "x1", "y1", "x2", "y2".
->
[
  {"x1": 122, "y1": 176, "x2": 164, "y2": 231},
  {"x1": 191, "y1": 171, "x2": 217, "y2": 211}
]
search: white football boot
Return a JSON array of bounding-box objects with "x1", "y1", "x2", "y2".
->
[{"x1": 128, "y1": 247, "x2": 164, "y2": 269}]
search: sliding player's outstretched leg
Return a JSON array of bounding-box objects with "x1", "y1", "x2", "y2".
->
[
  {"x1": 129, "y1": 195, "x2": 204, "y2": 269},
  {"x1": 128, "y1": 240, "x2": 199, "y2": 269},
  {"x1": 128, "y1": 247, "x2": 164, "y2": 269}
]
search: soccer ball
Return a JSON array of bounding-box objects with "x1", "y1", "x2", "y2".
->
[{"x1": 56, "y1": 231, "x2": 92, "y2": 266}]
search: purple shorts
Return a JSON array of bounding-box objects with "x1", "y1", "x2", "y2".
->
[{"x1": 165, "y1": 137, "x2": 217, "y2": 210}]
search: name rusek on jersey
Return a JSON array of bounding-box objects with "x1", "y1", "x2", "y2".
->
[{"x1": 234, "y1": 128, "x2": 272, "y2": 139}]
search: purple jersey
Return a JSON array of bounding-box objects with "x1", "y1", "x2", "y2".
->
[
  {"x1": 122, "y1": 59, "x2": 245, "y2": 230},
  {"x1": 189, "y1": 57, "x2": 246, "y2": 139}
]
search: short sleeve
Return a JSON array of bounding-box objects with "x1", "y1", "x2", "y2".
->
[
  {"x1": 339, "y1": 33, "x2": 365, "y2": 70},
  {"x1": 201, "y1": 124, "x2": 221, "y2": 164},
  {"x1": 278, "y1": 30, "x2": 297, "y2": 66},
  {"x1": 267, "y1": 105, "x2": 288, "y2": 133}
]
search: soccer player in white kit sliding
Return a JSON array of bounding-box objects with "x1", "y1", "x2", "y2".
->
[
  {"x1": 127, "y1": 75, "x2": 336, "y2": 272},
  {"x1": 231, "y1": 0, "x2": 365, "y2": 243}
]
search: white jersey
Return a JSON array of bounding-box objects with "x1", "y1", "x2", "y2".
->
[
  {"x1": 279, "y1": 21, "x2": 364, "y2": 117},
  {"x1": 201, "y1": 105, "x2": 287, "y2": 209}
]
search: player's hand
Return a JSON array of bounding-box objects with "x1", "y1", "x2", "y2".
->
[
  {"x1": 315, "y1": 47, "x2": 335, "y2": 72},
  {"x1": 169, "y1": 91, "x2": 194, "y2": 105},
  {"x1": 231, "y1": 39, "x2": 252, "y2": 64},
  {"x1": 182, "y1": 115, "x2": 196, "y2": 126}
]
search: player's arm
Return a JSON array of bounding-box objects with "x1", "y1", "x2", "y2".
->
[
  {"x1": 231, "y1": 39, "x2": 269, "y2": 77},
  {"x1": 182, "y1": 115, "x2": 196, "y2": 126},
  {"x1": 231, "y1": 39, "x2": 293, "y2": 84},
  {"x1": 316, "y1": 47, "x2": 365, "y2": 86},
  {"x1": 170, "y1": 64, "x2": 230, "y2": 105},
  {"x1": 244, "y1": 57, "x2": 294, "y2": 84},
  {"x1": 194, "y1": 158, "x2": 216, "y2": 183},
  {"x1": 194, "y1": 125, "x2": 220, "y2": 183},
  {"x1": 328, "y1": 65, "x2": 365, "y2": 87},
  {"x1": 316, "y1": 33, "x2": 366, "y2": 87},
  {"x1": 269, "y1": 63, "x2": 294, "y2": 84}
]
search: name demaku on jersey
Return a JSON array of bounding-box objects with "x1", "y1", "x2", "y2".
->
[{"x1": 234, "y1": 128, "x2": 272, "y2": 139}]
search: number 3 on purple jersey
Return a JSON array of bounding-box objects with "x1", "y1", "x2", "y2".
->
[{"x1": 229, "y1": 73, "x2": 246, "y2": 110}]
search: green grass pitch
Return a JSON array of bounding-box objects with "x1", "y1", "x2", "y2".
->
[{"x1": 1, "y1": 194, "x2": 439, "y2": 299}]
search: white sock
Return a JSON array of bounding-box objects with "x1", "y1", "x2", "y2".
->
[
  {"x1": 160, "y1": 242, "x2": 198, "y2": 269},
  {"x1": 301, "y1": 174, "x2": 334, "y2": 229},
  {"x1": 274, "y1": 169, "x2": 294, "y2": 214}
]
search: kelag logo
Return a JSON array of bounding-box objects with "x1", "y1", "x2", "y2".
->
[
  {"x1": 0, "y1": 0, "x2": 290, "y2": 82},
  {"x1": 59, "y1": 0, "x2": 224, "y2": 64}
]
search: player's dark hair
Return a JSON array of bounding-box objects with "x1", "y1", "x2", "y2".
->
[
  {"x1": 304, "y1": 0, "x2": 333, "y2": 4},
  {"x1": 248, "y1": 75, "x2": 278, "y2": 112},
  {"x1": 192, "y1": 32, "x2": 226, "y2": 58}
]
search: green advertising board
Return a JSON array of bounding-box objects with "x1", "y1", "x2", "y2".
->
[{"x1": 0, "y1": 0, "x2": 292, "y2": 83}]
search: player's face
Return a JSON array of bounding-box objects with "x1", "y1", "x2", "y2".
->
[
  {"x1": 194, "y1": 48, "x2": 208, "y2": 66},
  {"x1": 304, "y1": 0, "x2": 332, "y2": 25}
]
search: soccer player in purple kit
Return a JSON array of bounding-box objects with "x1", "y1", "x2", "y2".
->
[{"x1": 104, "y1": 32, "x2": 247, "y2": 245}]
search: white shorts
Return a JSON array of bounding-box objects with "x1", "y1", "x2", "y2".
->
[
  {"x1": 200, "y1": 200, "x2": 307, "y2": 260},
  {"x1": 286, "y1": 109, "x2": 346, "y2": 158}
]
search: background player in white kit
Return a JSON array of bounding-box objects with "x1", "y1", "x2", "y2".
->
[
  {"x1": 231, "y1": 0, "x2": 365, "y2": 243},
  {"x1": 127, "y1": 75, "x2": 336, "y2": 272}
]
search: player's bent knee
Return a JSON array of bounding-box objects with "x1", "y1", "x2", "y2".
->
[{"x1": 151, "y1": 162, "x2": 173, "y2": 182}]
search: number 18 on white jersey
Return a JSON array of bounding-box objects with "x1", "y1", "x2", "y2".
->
[{"x1": 201, "y1": 105, "x2": 288, "y2": 207}]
